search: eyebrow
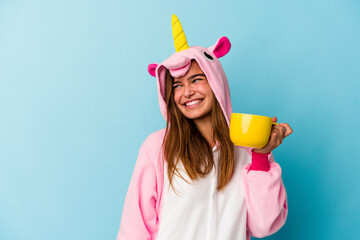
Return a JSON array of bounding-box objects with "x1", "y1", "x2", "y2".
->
[{"x1": 173, "y1": 74, "x2": 206, "y2": 84}]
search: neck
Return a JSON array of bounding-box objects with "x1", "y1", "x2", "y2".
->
[{"x1": 193, "y1": 114, "x2": 216, "y2": 149}]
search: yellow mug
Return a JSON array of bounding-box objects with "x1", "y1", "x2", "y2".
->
[{"x1": 229, "y1": 113, "x2": 279, "y2": 148}]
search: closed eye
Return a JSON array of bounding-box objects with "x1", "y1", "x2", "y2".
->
[
  {"x1": 192, "y1": 78, "x2": 203, "y2": 83},
  {"x1": 173, "y1": 78, "x2": 203, "y2": 89}
]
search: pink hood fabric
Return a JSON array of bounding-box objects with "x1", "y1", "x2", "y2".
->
[{"x1": 116, "y1": 36, "x2": 288, "y2": 240}]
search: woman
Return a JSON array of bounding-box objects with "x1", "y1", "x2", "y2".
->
[{"x1": 117, "y1": 15, "x2": 293, "y2": 240}]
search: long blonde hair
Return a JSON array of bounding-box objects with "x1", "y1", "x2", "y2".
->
[{"x1": 163, "y1": 64, "x2": 235, "y2": 193}]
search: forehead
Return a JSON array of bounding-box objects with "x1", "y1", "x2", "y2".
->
[{"x1": 174, "y1": 60, "x2": 205, "y2": 81}]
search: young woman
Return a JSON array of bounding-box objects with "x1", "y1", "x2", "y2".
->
[{"x1": 117, "y1": 15, "x2": 293, "y2": 240}]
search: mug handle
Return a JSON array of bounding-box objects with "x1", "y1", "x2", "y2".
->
[{"x1": 272, "y1": 122, "x2": 279, "y2": 126}]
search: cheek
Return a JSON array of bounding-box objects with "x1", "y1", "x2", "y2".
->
[
  {"x1": 206, "y1": 93, "x2": 215, "y2": 108},
  {"x1": 198, "y1": 81, "x2": 212, "y2": 93},
  {"x1": 173, "y1": 91, "x2": 182, "y2": 105},
  {"x1": 202, "y1": 84, "x2": 215, "y2": 100},
  {"x1": 204, "y1": 89, "x2": 215, "y2": 108}
]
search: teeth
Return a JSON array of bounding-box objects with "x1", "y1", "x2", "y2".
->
[{"x1": 186, "y1": 100, "x2": 201, "y2": 106}]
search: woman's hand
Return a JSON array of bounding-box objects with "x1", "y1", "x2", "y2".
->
[{"x1": 253, "y1": 116, "x2": 293, "y2": 154}]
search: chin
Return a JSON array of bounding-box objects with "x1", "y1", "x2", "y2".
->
[
  {"x1": 184, "y1": 114, "x2": 203, "y2": 120},
  {"x1": 181, "y1": 109, "x2": 212, "y2": 120}
]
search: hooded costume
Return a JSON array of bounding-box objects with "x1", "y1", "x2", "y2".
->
[{"x1": 116, "y1": 15, "x2": 288, "y2": 240}]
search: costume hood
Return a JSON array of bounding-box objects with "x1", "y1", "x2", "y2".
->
[{"x1": 147, "y1": 15, "x2": 232, "y2": 125}]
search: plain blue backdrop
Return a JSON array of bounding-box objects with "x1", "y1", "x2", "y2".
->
[{"x1": 1, "y1": 0, "x2": 359, "y2": 239}]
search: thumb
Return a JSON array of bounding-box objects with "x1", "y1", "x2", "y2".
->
[{"x1": 272, "y1": 116, "x2": 277, "y2": 123}]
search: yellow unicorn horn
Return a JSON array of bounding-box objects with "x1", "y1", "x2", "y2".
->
[{"x1": 171, "y1": 14, "x2": 189, "y2": 52}]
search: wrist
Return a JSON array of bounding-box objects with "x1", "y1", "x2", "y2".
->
[{"x1": 252, "y1": 148, "x2": 270, "y2": 154}]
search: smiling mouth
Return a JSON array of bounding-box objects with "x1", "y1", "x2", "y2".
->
[{"x1": 184, "y1": 99, "x2": 203, "y2": 108}]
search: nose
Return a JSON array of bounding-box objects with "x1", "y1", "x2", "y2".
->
[{"x1": 183, "y1": 84, "x2": 194, "y2": 98}]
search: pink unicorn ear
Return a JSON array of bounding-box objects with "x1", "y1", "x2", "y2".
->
[
  {"x1": 208, "y1": 36, "x2": 231, "y2": 58},
  {"x1": 148, "y1": 63, "x2": 158, "y2": 77}
]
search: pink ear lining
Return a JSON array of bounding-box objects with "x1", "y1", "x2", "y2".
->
[
  {"x1": 212, "y1": 36, "x2": 231, "y2": 58},
  {"x1": 148, "y1": 63, "x2": 158, "y2": 77}
]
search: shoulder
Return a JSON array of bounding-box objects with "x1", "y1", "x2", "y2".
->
[
  {"x1": 147, "y1": 128, "x2": 166, "y2": 141},
  {"x1": 141, "y1": 128, "x2": 166, "y2": 149},
  {"x1": 138, "y1": 128, "x2": 166, "y2": 161}
]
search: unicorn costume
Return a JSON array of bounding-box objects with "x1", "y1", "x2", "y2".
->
[{"x1": 116, "y1": 15, "x2": 288, "y2": 240}]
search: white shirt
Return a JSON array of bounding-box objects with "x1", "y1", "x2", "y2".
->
[{"x1": 156, "y1": 146, "x2": 251, "y2": 240}]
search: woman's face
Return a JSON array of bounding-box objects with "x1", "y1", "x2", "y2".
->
[{"x1": 172, "y1": 60, "x2": 215, "y2": 120}]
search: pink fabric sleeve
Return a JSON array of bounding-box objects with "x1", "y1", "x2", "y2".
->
[
  {"x1": 116, "y1": 139, "x2": 159, "y2": 240},
  {"x1": 241, "y1": 151, "x2": 288, "y2": 238},
  {"x1": 249, "y1": 148, "x2": 270, "y2": 171}
]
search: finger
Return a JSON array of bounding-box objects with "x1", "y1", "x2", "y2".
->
[
  {"x1": 267, "y1": 132, "x2": 277, "y2": 148},
  {"x1": 270, "y1": 132, "x2": 282, "y2": 147},
  {"x1": 272, "y1": 125, "x2": 286, "y2": 138},
  {"x1": 276, "y1": 123, "x2": 287, "y2": 137},
  {"x1": 279, "y1": 123, "x2": 293, "y2": 138},
  {"x1": 270, "y1": 128, "x2": 282, "y2": 144}
]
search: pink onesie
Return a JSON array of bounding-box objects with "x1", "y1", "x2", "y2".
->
[{"x1": 116, "y1": 36, "x2": 288, "y2": 239}]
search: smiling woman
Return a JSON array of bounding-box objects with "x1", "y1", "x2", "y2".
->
[{"x1": 116, "y1": 15, "x2": 288, "y2": 240}]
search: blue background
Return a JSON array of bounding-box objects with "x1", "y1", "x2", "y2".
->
[{"x1": 1, "y1": 0, "x2": 359, "y2": 239}]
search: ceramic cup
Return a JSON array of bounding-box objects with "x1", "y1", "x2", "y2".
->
[{"x1": 229, "y1": 113, "x2": 279, "y2": 148}]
